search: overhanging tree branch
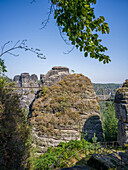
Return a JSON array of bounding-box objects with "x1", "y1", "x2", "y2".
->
[
  {"x1": 0, "y1": 40, "x2": 46, "y2": 74},
  {"x1": 41, "y1": 4, "x2": 53, "y2": 29},
  {"x1": 31, "y1": 0, "x2": 110, "y2": 63},
  {"x1": 0, "y1": 40, "x2": 46, "y2": 59}
]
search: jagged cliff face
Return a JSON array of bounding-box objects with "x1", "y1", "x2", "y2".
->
[
  {"x1": 13, "y1": 66, "x2": 69, "y2": 109},
  {"x1": 114, "y1": 79, "x2": 128, "y2": 145},
  {"x1": 42, "y1": 66, "x2": 69, "y2": 86},
  {"x1": 29, "y1": 74, "x2": 103, "y2": 153},
  {"x1": 13, "y1": 66, "x2": 69, "y2": 88},
  {"x1": 14, "y1": 73, "x2": 38, "y2": 87}
]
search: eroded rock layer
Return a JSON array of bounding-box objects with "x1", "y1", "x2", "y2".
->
[
  {"x1": 42, "y1": 66, "x2": 69, "y2": 86},
  {"x1": 114, "y1": 79, "x2": 128, "y2": 145},
  {"x1": 13, "y1": 66, "x2": 69, "y2": 88},
  {"x1": 13, "y1": 66, "x2": 69, "y2": 109},
  {"x1": 29, "y1": 74, "x2": 103, "y2": 153}
]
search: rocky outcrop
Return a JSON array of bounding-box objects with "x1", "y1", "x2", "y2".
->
[
  {"x1": 13, "y1": 66, "x2": 69, "y2": 109},
  {"x1": 28, "y1": 74, "x2": 103, "y2": 153},
  {"x1": 14, "y1": 73, "x2": 39, "y2": 87},
  {"x1": 42, "y1": 66, "x2": 69, "y2": 86},
  {"x1": 119, "y1": 150, "x2": 128, "y2": 166},
  {"x1": 87, "y1": 152, "x2": 127, "y2": 169},
  {"x1": 13, "y1": 73, "x2": 39, "y2": 109},
  {"x1": 13, "y1": 75, "x2": 21, "y2": 87},
  {"x1": 114, "y1": 79, "x2": 128, "y2": 145},
  {"x1": 13, "y1": 66, "x2": 69, "y2": 88}
]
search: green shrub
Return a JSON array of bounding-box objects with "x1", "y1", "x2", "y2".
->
[
  {"x1": 0, "y1": 77, "x2": 31, "y2": 169},
  {"x1": 92, "y1": 133, "x2": 98, "y2": 143},
  {"x1": 41, "y1": 85, "x2": 47, "y2": 97},
  {"x1": 30, "y1": 139, "x2": 91, "y2": 169},
  {"x1": 101, "y1": 102, "x2": 118, "y2": 141}
]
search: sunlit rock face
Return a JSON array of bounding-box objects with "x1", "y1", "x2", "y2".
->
[
  {"x1": 13, "y1": 67, "x2": 104, "y2": 154},
  {"x1": 14, "y1": 73, "x2": 39, "y2": 87},
  {"x1": 42, "y1": 66, "x2": 69, "y2": 86},
  {"x1": 13, "y1": 75, "x2": 21, "y2": 87},
  {"x1": 13, "y1": 73, "x2": 39, "y2": 109},
  {"x1": 13, "y1": 67, "x2": 70, "y2": 109},
  {"x1": 13, "y1": 66, "x2": 69, "y2": 88},
  {"x1": 28, "y1": 74, "x2": 103, "y2": 153},
  {"x1": 114, "y1": 79, "x2": 128, "y2": 145}
]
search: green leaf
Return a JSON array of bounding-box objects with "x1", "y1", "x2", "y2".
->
[
  {"x1": 51, "y1": 0, "x2": 110, "y2": 64},
  {"x1": 84, "y1": 52, "x2": 88, "y2": 57},
  {"x1": 100, "y1": 16, "x2": 105, "y2": 22},
  {"x1": 99, "y1": 57, "x2": 103, "y2": 62},
  {"x1": 80, "y1": 46, "x2": 83, "y2": 52}
]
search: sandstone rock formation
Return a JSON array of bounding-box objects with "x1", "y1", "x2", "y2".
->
[
  {"x1": 13, "y1": 75, "x2": 21, "y2": 87},
  {"x1": 28, "y1": 74, "x2": 103, "y2": 153},
  {"x1": 14, "y1": 73, "x2": 39, "y2": 87},
  {"x1": 42, "y1": 66, "x2": 69, "y2": 86},
  {"x1": 114, "y1": 79, "x2": 128, "y2": 145},
  {"x1": 87, "y1": 152, "x2": 127, "y2": 169},
  {"x1": 13, "y1": 66, "x2": 69, "y2": 109},
  {"x1": 13, "y1": 66, "x2": 69, "y2": 88},
  {"x1": 13, "y1": 73, "x2": 39, "y2": 109},
  {"x1": 119, "y1": 150, "x2": 128, "y2": 166}
]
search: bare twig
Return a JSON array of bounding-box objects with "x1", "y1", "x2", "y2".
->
[
  {"x1": 63, "y1": 46, "x2": 75, "y2": 55},
  {"x1": 31, "y1": 0, "x2": 36, "y2": 4},
  {"x1": 58, "y1": 26, "x2": 71, "y2": 46},
  {"x1": 40, "y1": 1, "x2": 74, "y2": 54},
  {"x1": 6, "y1": 52, "x2": 19, "y2": 57},
  {"x1": 41, "y1": 4, "x2": 53, "y2": 29},
  {"x1": 0, "y1": 40, "x2": 46, "y2": 59},
  {"x1": 13, "y1": 40, "x2": 20, "y2": 48},
  {"x1": 1, "y1": 41, "x2": 10, "y2": 54}
]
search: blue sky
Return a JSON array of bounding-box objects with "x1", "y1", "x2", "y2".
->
[{"x1": 0, "y1": 0, "x2": 128, "y2": 83}]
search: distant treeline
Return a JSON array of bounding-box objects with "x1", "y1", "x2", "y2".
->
[{"x1": 93, "y1": 83, "x2": 122, "y2": 97}]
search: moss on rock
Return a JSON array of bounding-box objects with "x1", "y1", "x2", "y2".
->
[{"x1": 29, "y1": 74, "x2": 103, "y2": 153}]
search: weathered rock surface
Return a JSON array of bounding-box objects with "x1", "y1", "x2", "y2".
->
[
  {"x1": 114, "y1": 79, "x2": 128, "y2": 145},
  {"x1": 60, "y1": 165, "x2": 95, "y2": 170},
  {"x1": 87, "y1": 153, "x2": 126, "y2": 169},
  {"x1": 14, "y1": 73, "x2": 39, "y2": 87},
  {"x1": 13, "y1": 66, "x2": 69, "y2": 88},
  {"x1": 28, "y1": 74, "x2": 103, "y2": 153},
  {"x1": 119, "y1": 150, "x2": 128, "y2": 166},
  {"x1": 13, "y1": 66, "x2": 69, "y2": 109},
  {"x1": 43, "y1": 66, "x2": 69, "y2": 86},
  {"x1": 13, "y1": 75, "x2": 21, "y2": 87}
]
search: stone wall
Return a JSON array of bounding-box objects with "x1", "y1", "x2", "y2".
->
[{"x1": 114, "y1": 79, "x2": 128, "y2": 145}]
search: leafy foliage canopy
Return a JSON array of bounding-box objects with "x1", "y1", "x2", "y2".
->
[
  {"x1": 51, "y1": 0, "x2": 110, "y2": 63},
  {"x1": 30, "y1": 139, "x2": 97, "y2": 169}
]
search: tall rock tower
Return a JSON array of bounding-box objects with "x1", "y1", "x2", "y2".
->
[
  {"x1": 29, "y1": 74, "x2": 103, "y2": 153},
  {"x1": 114, "y1": 79, "x2": 128, "y2": 145}
]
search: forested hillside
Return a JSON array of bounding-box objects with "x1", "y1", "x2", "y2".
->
[
  {"x1": 93, "y1": 83, "x2": 122, "y2": 118},
  {"x1": 93, "y1": 83, "x2": 122, "y2": 98}
]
